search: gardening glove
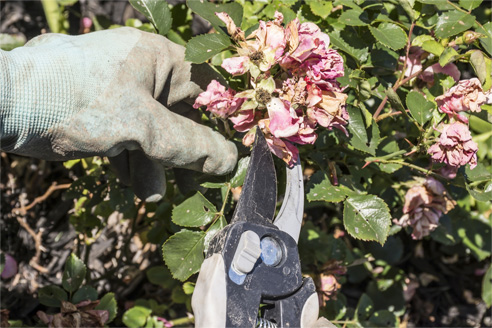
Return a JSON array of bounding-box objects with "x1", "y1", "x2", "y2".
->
[{"x1": 0, "y1": 27, "x2": 237, "y2": 202}]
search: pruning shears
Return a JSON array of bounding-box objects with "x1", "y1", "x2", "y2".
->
[{"x1": 192, "y1": 130, "x2": 328, "y2": 327}]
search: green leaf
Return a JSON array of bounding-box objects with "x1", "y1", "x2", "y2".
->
[
  {"x1": 123, "y1": 306, "x2": 152, "y2": 328},
  {"x1": 0, "y1": 33, "x2": 26, "y2": 51},
  {"x1": 339, "y1": 9, "x2": 369, "y2": 26},
  {"x1": 62, "y1": 253, "x2": 86, "y2": 293},
  {"x1": 459, "y1": 0, "x2": 482, "y2": 11},
  {"x1": 306, "y1": 171, "x2": 349, "y2": 203},
  {"x1": 186, "y1": 0, "x2": 243, "y2": 35},
  {"x1": 355, "y1": 293, "x2": 374, "y2": 321},
  {"x1": 230, "y1": 156, "x2": 250, "y2": 188},
  {"x1": 38, "y1": 285, "x2": 68, "y2": 307},
  {"x1": 439, "y1": 47, "x2": 459, "y2": 67},
  {"x1": 347, "y1": 106, "x2": 380, "y2": 155},
  {"x1": 204, "y1": 215, "x2": 227, "y2": 252},
  {"x1": 384, "y1": 88, "x2": 405, "y2": 112},
  {"x1": 95, "y1": 293, "x2": 118, "y2": 323},
  {"x1": 435, "y1": 10, "x2": 475, "y2": 38},
  {"x1": 421, "y1": 40, "x2": 445, "y2": 56},
  {"x1": 466, "y1": 180, "x2": 492, "y2": 202},
  {"x1": 309, "y1": 0, "x2": 333, "y2": 19},
  {"x1": 465, "y1": 162, "x2": 492, "y2": 182},
  {"x1": 470, "y1": 50, "x2": 491, "y2": 88},
  {"x1": 172, "y1": 192, "x2": 217, "y2": 227},
  {"x1": 72, "y1": 286, "x2": 98, "y2": 304},
  {"x1": 411, "y1": 35, "x2": 435, "y2": 47},
  {"x1": 343, "y1": 194, "x2": 391, "y2": 245},
  {"x1": 128, "y1": 0, "x2": 172, "y2": 35},
  {"x1": 369, "y1": 23, "x2": 407, "y2": 50},
  {"x1": 367, "y1": 310, "x2": 398, "y2": 327},
  {"x1": 146, "y1": 266, "x2": 177, "y2": 290},
  {"x1": 406, "y1": 91, "x2": 434, "y2": 125},
  {"x1": 482, "y1": 264, "x2": 492, "y2": 307},
  {"x1": 162, "y1": 230, "x2": 206, "y2": 281},
  {"x1": 476, "y1": 22, "x2": 492, "y2": 57},
  {"x1": 457, "y1": 218, "x2": 491, "y2": 260},
  {"x1": 185, "y1": 33, "x2": 231, "y2": 64},
  {"x1": 183, "y1": 282, "x2": 195, "y2": 295},
  {"x1": 400, "y1": 0, "x2": 416, "y2": 20},
  {"x1": 329, "y1": 30, "x2": 369, "y2": 64}
]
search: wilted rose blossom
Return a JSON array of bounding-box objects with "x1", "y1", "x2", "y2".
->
[
  {"x1": 435, "y1": 78, "x2": 487, "y2": 122},
  {"x1": 306, "y1": 84, "x2": 349, "y2": 135},
  {"x1": 399, "y1": 47, "x2": 460, "y2": 83},
  {"x1": 320, "y1": 274, "x2": 340, "y2": 303},
  {"x1": 193, "y1": 80, "x2": 244, "y2": 119},
  {"x1": 220, "y1": 12, "x2": 285, "y2": 76},
  {"x1": 394, "y1": 177, "x2": 455, "y2": 239},
  {"x1": 196, "y1": 12, "x2": 347, "y2": 165},
  {"x1": 427, "y1": 122, "x2": 478, "y2": 169}
]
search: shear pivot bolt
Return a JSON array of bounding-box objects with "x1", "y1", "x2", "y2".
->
[{"x1": 260, "y1": 237, "x2": 283, "y2": 266}]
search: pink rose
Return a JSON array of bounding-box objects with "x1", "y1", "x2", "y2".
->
[
  {"x1": 193, "y1": 80, "x2": 244, "y2": 119},
  {"x1": 399, "y1": 47, "x2": 460, "y2": 83},
  {"x1": 435, "y1": 78, "x2": 487, "y2": 123},
  {"x1": 228, "y1": 109, "x2": 260, "y2": 132},
  {"x1": 266, "y1": 98, "x2": 300, "y2": 139},
  {"x1": 420, "y1": 62, "x2": 461, "y2": 83},
  {"x1": 306, "y1": 84, "x2": 349, "y2": 135},
  {"x1": 221, "y1": 56, "x2": 250, "y2": 76},
  {"x1": 394, "y1": 177, "x2": 455, "y2": 239},
  {"x1": 428, "y1": 122, "x2": 478, "y2": 169}
]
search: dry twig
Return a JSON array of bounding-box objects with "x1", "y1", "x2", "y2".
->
[{"x1": 12, "y1": 182, "x2": 71, "y2": 215}]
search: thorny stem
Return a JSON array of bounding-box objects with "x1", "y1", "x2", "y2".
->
[
  {"x1": 397, "y1": 20, "x2": 416, "y2": 87},
  {"x1": 372, "y1": 68, "x2": 424, "y2": 120}
]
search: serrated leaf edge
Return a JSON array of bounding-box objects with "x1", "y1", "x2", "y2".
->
[
  {"x1": 343, "y1": 195, "x2": 391, "y2": 245},
  {"x1": 162, "y1": 230, "x2": 206, "y2": 281}
]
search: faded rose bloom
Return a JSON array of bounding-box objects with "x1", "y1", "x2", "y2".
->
[
  {"x1": 258, "y1": 119, "x2": 298, "y2": 166},
  {"x1": 399, "y1": 47, "x2": 460, "y2": 83},
  {"x1": 287, "y1": 118, "x2": 317, "y2": 145},
  {"x1": 266, "y1": 98, "x2": 300, "y2": 139},
  {"x1": 280, "y1": 76, "x2": 308, "y2": 106},
  {"x1": 228, "y1": 109, "x2": 260, "y2": 132},
  {"x1": 437, "y1": 165, "x2": 459, "y2": 179},
  {"x1": 435, "y1": 78, "x2": 487, "y2": 122},
  {"x1": 420, "y1": 62, "x2": 460, "y2": 83},
  {"x1": 215, "y1": 12, "x2": 244, "y2": 41},
  {"x1": 221, "y1": 11, "x2": 286, "y2": 77},
  {"x1": 306, "y1": 84, "x2": 349, "y2": 135},
  {"x1": 428, "y1": 122, "x2": 478, "y2": 169},
  {"x1": 394, "y1": 177, "x2": 455, "y2": 239},
  {"x1": 193, "y1": 80, "x2": 244, "y2": 119},
  {"x1": 1, "y1": 253, "x2": 17, "y2": 279},
  {"x1": 320, "y1": 274, "x2": 340, "y2": 303}
]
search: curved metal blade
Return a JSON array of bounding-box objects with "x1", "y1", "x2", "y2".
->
[
  {"x1": 230, "y1": 129, "x2": 277, "y2": 226},
  {"x1": 273, "y1": 155, "x2": 303, "y2": 243}
]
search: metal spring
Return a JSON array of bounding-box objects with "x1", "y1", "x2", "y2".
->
[{"x1": 256, "y1": 318, "x2": 278, "y2": 328}]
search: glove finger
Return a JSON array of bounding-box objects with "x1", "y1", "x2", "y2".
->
[
  {"x1": 108, "y1": 150, "x2": 131, "y2": 186},
  {"x1": 132, "y1": 98, "x2": 238, "y2": 176},
  {"x1": 128, "y1": 149, "x2": 166, "y2": 203}
]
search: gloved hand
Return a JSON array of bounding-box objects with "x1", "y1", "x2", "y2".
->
[{"x1": 0, "y1": 27, "x2": 237, "y2": 202}]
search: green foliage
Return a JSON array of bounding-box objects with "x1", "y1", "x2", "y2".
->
[
  {"x1": 162, "y1": 230, "x2": 206, "y2": 281},
  {"x1": 38, "y1": 285, "x2": 68, "y2": 307},
  {"x1": 62, "y1": 253, "x2": 86, "y2": 293},
  {"x1": 343, "y1": 195, "x2": 391, "y2": 245},
  {"x1": 185, "y1": 33, "x2": 231, "y2": 64},
  {"x1": 128, "y1": 0, "x2": 172, "y2": 35},
  {"x1": 406, "y1": 91, "x2": 434, "y2": 126},
  {"x1": 369, "y1": 23, "x2": 407, "y2": 50},
  {"x1": 122, "y1": 306, "x2": 152, "y2": 328},
  {"x1": 95, "y1": 293, "x2": 118, "y2": 323}
]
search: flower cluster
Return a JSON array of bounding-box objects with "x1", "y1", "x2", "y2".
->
[
  {"x1": 393, "y1": 177, "x2": 455, "y2": 239},
  {"x1": 427, "y1": 78, "x2": 485, "y2": 170},
  {"x1": 193, "y1": 12, "x2": 347, "y2": 166}
]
